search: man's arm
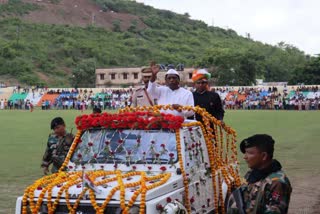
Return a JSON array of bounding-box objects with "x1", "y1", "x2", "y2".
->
[
  {"x1": 181, "y1": 91, "x2": 195, "y2": 117},
  {"x1": 211, "y1": 92, "x2": 225, "y2": 120},
  {"x1": 147, "y1": 64, "x2": 161, "y2": 100},
  {"x1": 41, "y1": 136, "x2": 53, "y2": 174},
  {"x1": 149, "y1": 63, "x2": 159, "y2": 83},
  {"x1": 263, "y1": 180, "x2": 292, "y2": 214}
]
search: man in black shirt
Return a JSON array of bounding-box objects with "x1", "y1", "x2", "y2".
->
[{"x1": 192, "y1": 69, "x2": 224, "y2": 121}]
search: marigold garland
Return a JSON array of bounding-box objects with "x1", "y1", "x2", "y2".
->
[
  {"x1": 22, "y1": 105, "x2": 240, "y2": 214},
  {"x1": 175, "y1": 128, "x2": 191, "y2": 213},
  {"x1": 22, "y1": 170, "x2": 171, "y2": 214}
]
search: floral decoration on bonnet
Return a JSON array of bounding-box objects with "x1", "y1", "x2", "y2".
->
[{"x1": 75, "y1": 111, "x2": 184, "y2": 130}]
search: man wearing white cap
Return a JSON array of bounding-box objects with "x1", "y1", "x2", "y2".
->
[{"x1": 147, "y1": 63, "x2": 194, "y2": 117}]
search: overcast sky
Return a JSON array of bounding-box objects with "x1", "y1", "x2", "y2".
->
[{"x1": 136, "y1": 0, "x2": 319, "y2": 55}]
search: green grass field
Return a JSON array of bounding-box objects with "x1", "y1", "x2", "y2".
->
[{"x1": 0, "y1": 109, "x2": 319, "y2": 213}]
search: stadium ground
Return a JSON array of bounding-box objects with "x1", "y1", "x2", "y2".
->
[{"x1": 0, "y1": 109, "x2": 319, "y2": 213}]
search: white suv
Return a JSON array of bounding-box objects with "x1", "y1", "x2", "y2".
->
[{"x1": 16, "y1": 106, "x2": 240, "y2": 214}]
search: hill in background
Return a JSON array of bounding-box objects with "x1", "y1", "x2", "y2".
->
[{"x1": 0, "y1": 0, "x2": 310, "y2": 87}]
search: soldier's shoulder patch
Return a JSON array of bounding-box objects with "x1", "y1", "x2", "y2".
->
[{"x1": 271, "y1": 191, "x2": 281, "y2": 203}]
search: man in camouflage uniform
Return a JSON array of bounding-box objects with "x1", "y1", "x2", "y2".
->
[
  {"x1": 41, "y1": 117, "x2": 74, "y2": 174},
  {"x1": 131, "y1": 67, "x2": 154, "y2": 107},
  {"x1": 227, "y1": 134, "x2": 292, "y2": 214}
]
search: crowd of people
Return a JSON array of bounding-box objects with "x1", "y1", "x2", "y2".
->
[
  {"x1": 215, "y1": 85, "x2": 320, "y2": 111},
  {"x1": 45, "y1": 88, "x2": 132, "y2": 111},
  {"x1": 1, "y1": 85, "x2": 319, "y2": 111}
]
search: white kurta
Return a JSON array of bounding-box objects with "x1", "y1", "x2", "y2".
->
[{"x1": 147, "y1": 81, "x2": 194, "y2": 117}]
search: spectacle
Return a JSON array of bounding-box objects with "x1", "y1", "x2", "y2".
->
[{"x1": 196, "y1": 81, "x2": 208, "y2": 85}]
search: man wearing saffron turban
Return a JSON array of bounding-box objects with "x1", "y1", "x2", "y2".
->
[{"x1": 192, "y1": 69, "x2": 224, "y2": 121}]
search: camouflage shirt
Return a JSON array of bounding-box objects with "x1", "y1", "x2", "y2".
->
[
  {"x1": 41, "y1": 133, "x2": 74, "y2": 173},
  {"x1": 227, "y1": 160, "x2": 292, "y2": 214}
]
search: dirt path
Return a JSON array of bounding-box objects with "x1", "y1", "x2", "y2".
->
[{"x1": 288, "y1": 174, "x2": 320, "y2": 214}]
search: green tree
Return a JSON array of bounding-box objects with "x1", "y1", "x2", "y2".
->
[
  {"x1": 112, "y1": 19, "x2": 121, "y2": 32},
  {"x1": 71, "y1": 59, "x2": 96, "y2": 88},
  {"x1": 290, "y1": 56, "x2": 320, "y2": 84},
  {"x1": 196, "y1": 48, "x2": 264, "y2": 86},
  {"x1": 128, "y1": 19, "x2": 138, "y2": 33}
]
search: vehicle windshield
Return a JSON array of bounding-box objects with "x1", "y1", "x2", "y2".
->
[{"x1": 71, "y1": 129, "x2": 178, "y2": 165}]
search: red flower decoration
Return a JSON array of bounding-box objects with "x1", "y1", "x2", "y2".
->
[
  {"x1": 169, "y1": 153, "x2": 174, "y2": 158},
  {"x1": 156, "y1": 204, "x2": 163, "y2": 211},
  {"x1": 88, "y1": 142, "x2": 93, "y2": 147},
  {"x1": 160, "y1": 166, "x2": 166, "y2": 172},
  {"x1": 166, "y1": 197, "x2": 172, "y2": 203},
  {"x1": 190, "y1": 196, "x2": 195, "y2": 204},
  {"x1": 74, "y1": 112, "x2": 184, "y2": 131}
]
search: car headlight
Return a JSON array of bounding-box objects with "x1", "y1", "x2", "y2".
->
[{"x1": 164, "y1": 201, "x2": 187, "y2": 214}]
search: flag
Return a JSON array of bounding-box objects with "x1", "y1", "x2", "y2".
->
[{"x1": 82, "y1": 172, "x2": 102, "y2": 194}]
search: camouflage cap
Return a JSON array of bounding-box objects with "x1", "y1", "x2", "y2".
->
[
  {"x1": 240, "y1": 134, "x2": 275, "y2": 155},
  {"x1": 50, "y1": 117, "x2": 65, "y2": 130}
]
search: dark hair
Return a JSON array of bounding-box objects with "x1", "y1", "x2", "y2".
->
[
  {"x1": 50, "y1": 117, "x2": 65, "y2": 129},
  {"x1": 240, "y1": 134, "x2": 275, "y2": 159},
  {"x1": 93, "y1": 107, "x2": 102, "y2": 114}
]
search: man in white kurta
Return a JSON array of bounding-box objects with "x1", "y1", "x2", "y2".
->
[{"x1": 147, "y1": 65, "x2": 194, "y2": 118}]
